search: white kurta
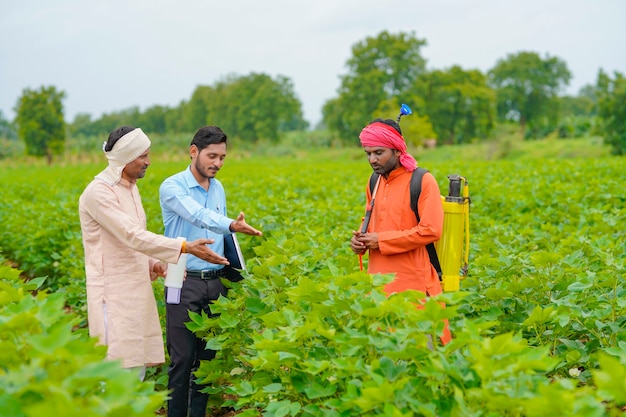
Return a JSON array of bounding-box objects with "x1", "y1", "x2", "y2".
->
[{"x1": 79, "y1": 177, "x2": 183, "y2": 368}]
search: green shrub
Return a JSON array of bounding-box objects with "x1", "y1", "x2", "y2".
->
[
  {"x1": 0, "y1": 138, "x2": 25, "y2": 159},
  {"x1": 0, "y1": 265, "x2": 167, "y2": 416}
]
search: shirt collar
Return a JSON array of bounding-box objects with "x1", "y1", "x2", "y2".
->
[
  {"x1": 182, "y1": 165, "x2": 213, "y2": 190},
  {"x1": 385, "y1": 166, "x2": 407, "y2": 182},
  {"x1": 118, "y1": 177, "x2": 133, "y2": 188}
]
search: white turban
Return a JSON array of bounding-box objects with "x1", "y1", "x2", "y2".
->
[{"x1": 95, "y1": 128, "x2": 151, "y2": 185}]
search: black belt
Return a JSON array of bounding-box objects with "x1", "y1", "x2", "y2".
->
[{"x1": 186, "y1": 269, "x2": 226, "y2": 280}]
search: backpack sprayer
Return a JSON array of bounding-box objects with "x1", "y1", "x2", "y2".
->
[
  {"x1": 436, "y1": 174, "x2": 470, "y2": 291},
  {"x1": 359, "y1": 104, "x2": 471, "y2": 292}
]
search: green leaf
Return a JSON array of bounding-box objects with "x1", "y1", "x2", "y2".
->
[
  {"x1": 303, "y1": 382, "x2": 337, "y2": 399},
  {"x1": 262, "y1": 383, "x2": 283, "y2": 393},
  {"x1": 593, "y1": 354, "x2": 626, "y2": 405},
  {"x1": 567, "y1": 281, "x2": 593, "y2": 292},
  {"x1": 29, "y1": 321, "x2": 73, "y2": 354}
]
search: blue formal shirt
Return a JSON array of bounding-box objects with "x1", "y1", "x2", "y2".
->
[{"x1": 159, "y1": 166, "x2": 233, "y2": 271}]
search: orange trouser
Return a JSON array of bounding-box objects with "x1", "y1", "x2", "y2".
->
[{"x1": 384, "y1": 279, "x2": 452, "y2": 345}]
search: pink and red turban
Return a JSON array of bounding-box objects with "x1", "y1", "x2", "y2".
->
[{"x1": 359, "y1": 122, "x2": 417, "y2": 172}]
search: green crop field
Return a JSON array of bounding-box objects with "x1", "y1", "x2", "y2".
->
[{"x1": 1, "y1": 147, "x2": 625, "y2": 416}]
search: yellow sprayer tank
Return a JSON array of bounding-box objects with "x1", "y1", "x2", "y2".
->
[{"x1": 435, "y1": 175, "x2": 470, "y2": 292}]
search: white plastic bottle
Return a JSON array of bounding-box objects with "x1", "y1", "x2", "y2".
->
[{"x1": 165, "y1": 238, "x2": 187, "y2": 304}]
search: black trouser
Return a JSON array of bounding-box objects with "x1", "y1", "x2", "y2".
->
[{"x1": 165, "y1": 276, "x2": 227, "y2": 417}]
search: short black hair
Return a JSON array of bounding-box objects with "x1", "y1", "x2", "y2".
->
[
  {"x1": 190, "y1": 126, "x2": 227, "y2": 151},
  {"x1": 369, "y1": 118, "x2": 402, "y2": 135},
  {"x1": 105, "y1": 126, "x2": 136, "y2": 152}
]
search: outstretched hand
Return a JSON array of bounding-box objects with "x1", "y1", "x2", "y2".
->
[
  {"x1": 230, "y1": 212, "x2": 263, "y2": 236},
  {"x1": 186, "y1": 238, "x2": 229, "y2": 265}
]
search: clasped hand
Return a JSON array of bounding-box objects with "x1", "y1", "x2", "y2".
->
[{"x1": 350, "y1": 230, "x2": 379, "y2": 254}]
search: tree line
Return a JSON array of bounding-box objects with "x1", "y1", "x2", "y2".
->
[{"x1": 2, "y1": 30, "x2": 626, "y2": 160}]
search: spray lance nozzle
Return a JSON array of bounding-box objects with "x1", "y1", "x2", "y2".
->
[
  {"x1": 396, "y1": 103, "x2": 412, "y2": 124},
  {"x1": 448, "y1": 175, "x2": 462, "y2": 199},
  {"x1": 445, "y1": 174, "x2": 470, "y2": 203}
]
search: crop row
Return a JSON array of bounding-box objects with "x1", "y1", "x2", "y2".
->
[{"x1": 0, "y1": 152, "x2": 625, "y2": 415}]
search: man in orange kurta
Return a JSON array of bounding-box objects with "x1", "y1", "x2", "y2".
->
[{"x1": 350, "y1": 118, "x2": 451, "y2": 344}]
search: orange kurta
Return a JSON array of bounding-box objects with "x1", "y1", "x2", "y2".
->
[{"x1": 364, "y1": 167, "x2": 451, "y2": 344}]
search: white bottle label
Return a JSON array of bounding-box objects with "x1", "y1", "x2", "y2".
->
[{"x1": 164, "y1": 238, "x2": 187, "y2": 289}]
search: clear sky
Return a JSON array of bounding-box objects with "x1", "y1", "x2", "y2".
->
[{"x1": 1, "y1": 0, "x2": 624, "y2": 127}]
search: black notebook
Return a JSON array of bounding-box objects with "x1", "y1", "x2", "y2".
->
[{"x1": 224, "y1": 234, "x2": 246, "y2": 281}]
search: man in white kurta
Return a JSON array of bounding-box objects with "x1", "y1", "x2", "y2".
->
[{"x1": 79, "y1": 127, "x2": 187, "y2": 369}]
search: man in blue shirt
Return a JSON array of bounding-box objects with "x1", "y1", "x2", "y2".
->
[{"x1": 159, "y1": 125, "x2": 262, "y2": 417}]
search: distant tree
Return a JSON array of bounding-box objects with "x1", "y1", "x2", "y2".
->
[
  {"x1": 372, "y1": 99, "x2": 437, "y2": 147},
  {"x1": 203, "y1": 73, "x2": 308, "y2": 142},
  {"x1": 14, "y1": 86, "x2": 66, "y2": 163},
  {"x1": 65, "y1": 73, "x2": 306, "y2": 142},
  {"x1": 555, "y1": 86, "x2": 597, "y2": 139},
  {"x1": 186, "y1": 85, "x2": 215, "y2": 131},
  {"x1": 578, "y1": 84, "x2": 599, "y2": 104},
  {"x1": 137, "y1": 105, "x2": 169, "y2": 134},
  {"x1": 69, "y1": 113, "x2": 100, "y2": 138},
  {"x1": 488, "y1": 51, "x2": 571, "y2": 137},
  {"x1": 70, "y1": 108, "x2": 141, "y2": 141},
  {"x1": 596, "y1": 70, "x2": 626, "y2": 155},
  {"x1": 163, "y1": 103, "x2": 189, "y2": 133},
  {"x1": 0, "y1": 110, "x2": 17, "y2": 140},
  {"x1": 415, "y1": 66, "x2": 496, "y2": 144},
  {"x1": 558, "y1": 84, "x2": 598, "y2": 121},
  {"x1": 322, "y1": 31, "x2": 428, "y2": 144},
  {"x1": 69, "y1": 107, "x2": 141, "y2": 143},
  {"x1": 0, "y1": 110, "x2": 21, "y2": 159},
  {"x1": 559, "y1": 95, "x2": 595, "y2": 118}
]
